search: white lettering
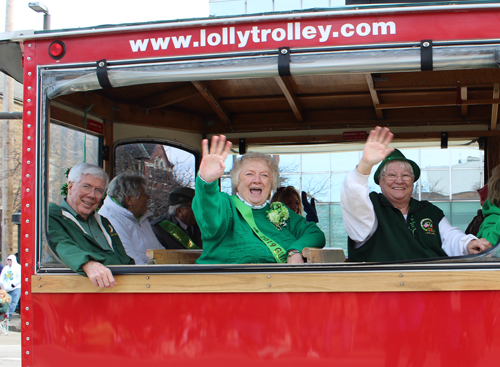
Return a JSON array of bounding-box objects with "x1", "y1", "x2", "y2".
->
[
  {"x1": 129, "y1": 39, "x2": 149, "y2": 52},
  {"x1": 341, "y1": 24, "x2": 355, "y2": 37},
  {"x1": 272, "y1": 28, "x2": 286, "y2": 41},
  {"x1": 131, "y1": 20, "x2": 398, "y2": 53},
  {"x1": 230, "y1": 27, "x2": 235, "y2": 44},
  {"x1": 237, "y1": 30, "x2": 251, "y2": 47},
  {"x1": 200, "y1": 29, "x2": 206, "y2": 47},
  {"x1": 302, "y1": 26, "x2": 316, "y2": 40},
  {"x1": 372, "y1": 21, "x2": 396, "y2": 35},
  {"x1": 222, "y1": 28, "x2": 228, "y2": 45},
  {"x1": 150, "y1": 37, "x2": 170, "y2": 50},
  {"x1": 261, "y1": 29, "x2": 272, "y2": 42},
  {"x1": 318, "y1": 25, "x2": 332, "y2": 42},
  {"x1": 172, "y1": 35, "x2": 192, "y2": 48},
  {"x1": 207, "y1": 33, "x2": 221, "y2": 46},
  {"x1": 295, "y1": 22, "x2": 301, "y2": 40},
  {"x1": 251, "y1": 26, "x2": 260, "y2": 43},
  {"x1": 356, "y1": 23, "x2": 371, "y2": 36}
]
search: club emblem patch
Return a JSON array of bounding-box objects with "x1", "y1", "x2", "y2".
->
[{"x1": 420, "y1": 218, "x2": 436, "y2": 235}]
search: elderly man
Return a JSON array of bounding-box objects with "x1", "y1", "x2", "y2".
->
[
  {"x1": 49, "y1": 163, "x2": 134, "y2": 287},
  {"x1": 341, "y1": 126, "x2": 491, "y2": 262},
  {"x1": 151, "y1": 187, "x2": 203, "y2": 249}
]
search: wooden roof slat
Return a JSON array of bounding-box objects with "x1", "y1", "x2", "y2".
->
[
  {"x1": 377, "y1": 98, "x2": 500, "y2": 110},
  {"x1": 274, "y1": 76, "x2": 304, "y2": 121},
  {"x1": 192, "y1": 81, "x2": 232, "y2": 125},
  {"x1": 365, "y1": 74, "x2": 383, "y2": 119},
  {"x1": 55, "y1": 93, "x2": 205, "y2": 132},
  {"x1": 140, "y1": 85, "x2": 199, "y2": 109},
  {"x1": 492, "y1": 83, "x2": 499, "y2": 130},
  {"x1": 224, "y1": 130, "x2": 500, "y2": 146},
  {"x1": 373, "y1": 69, "x2": 500, "y2": 89}
]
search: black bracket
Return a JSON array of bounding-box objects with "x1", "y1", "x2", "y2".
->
[
  {"x1": 239, "y1": 138, "x2": 247, "y2": 155},
  {"x1": 441, "y1": 132, "x2": 448, "y2": 149},
  {"x1": 478, "y1": 137, "x2": 486, "y2": 151},
  {"x1": 420, "y1": 40, "x2": 433, "y2": 72},
  {"x1": 102, "y1": 145, "x2": 110, "y2": 161},
  {"x1": 278, "y1": 47, "x2": 291, "y2": 77},
  {"x1": 96, "y1": 59, "x2": 113, "y2": 89}
]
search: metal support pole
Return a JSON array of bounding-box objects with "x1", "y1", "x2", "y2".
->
[
  {"x1": 2, "y1": 0, "x2": 15, "y2": 265},
  {"x1": 43, "y1": 12, "x2": 51, "y2": 30}
]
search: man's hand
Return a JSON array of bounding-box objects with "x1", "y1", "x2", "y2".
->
[
  {"x1": 466, "y1": 238, "x2": 492, "y2": 254},
  {"x1": 82, "y1": 260, "x2": 117, "y2": 288}
]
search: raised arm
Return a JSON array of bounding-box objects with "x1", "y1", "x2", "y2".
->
[
  {"x1": 198, "y1": 135, "x2": 233, "y2": 183},
  {"x1": 357, "y1": 126, "x2": 394, "y2": 175}
]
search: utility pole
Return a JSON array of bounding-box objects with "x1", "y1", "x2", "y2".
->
[{"x1": 2, "y1": 0, "x2": 15, "y2": 264}]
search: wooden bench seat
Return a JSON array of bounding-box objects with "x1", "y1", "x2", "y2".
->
[
  {"x1": 146, "y1": 249, "x2": 202, "y2": 264},
  {"x1": 302, "y1": 247, "x2": 346, "y2": 263},
  {"x1": 146, "y1": 248, "x2": 345, "y2": 264}
]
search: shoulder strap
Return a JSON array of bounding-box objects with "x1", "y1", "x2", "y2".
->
[
  {"x1": 158, "y1": 220, "x2": 201, "y2": 249},
  {"x1": 94, "y1": 213, "x2": 114, "y2": 251},
  {"x1": 231, "y1": 195, "x2": 287, "y2": 263}
]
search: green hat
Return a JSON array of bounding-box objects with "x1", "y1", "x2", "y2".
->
[
  {"x1": 374, "y1": 149, "x2": 420, "y2": 185},
  {"x1": 168, "y1": 187, "x2": 195, "y2": 206}
]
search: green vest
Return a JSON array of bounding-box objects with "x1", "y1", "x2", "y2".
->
[{"x1": 348, "y1": 193, "x2": 447, "y2": 262}]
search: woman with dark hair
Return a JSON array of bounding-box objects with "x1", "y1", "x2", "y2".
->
[
  {"x1": 99, "y1": 171, "x2": 163, "y2": 264},
  {"x1": 272, "y1": 186, "x2": 319, "y2": 223},
  {"x1": 193, "y1": 135, "x2": 325, "y2": 264},
  {"x1": 271, "y1": 186, "x2": 303, "y2": 215}
]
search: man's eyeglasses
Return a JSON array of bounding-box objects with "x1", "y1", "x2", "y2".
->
[
  {"x1": 382, "y1": 174, "x2": 414, "y2": 182},
  {"x1": 77, "y1": 183, "x2": 105, "y2": 198}
]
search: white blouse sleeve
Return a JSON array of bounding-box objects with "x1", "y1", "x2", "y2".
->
[
  {"x1": 340, "y1": 168, "x2": 378, "y2": 248},
  {"x1": 439, "y1": 216, "x2": 477, "y2": 256}
]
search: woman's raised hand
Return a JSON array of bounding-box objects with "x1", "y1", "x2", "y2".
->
[
  {"x1": 199, "y1": 135, "x2": 233, "y2": 183},
  {"x1": 357, "y1": 126, "x2": 394, "y2": 175}
]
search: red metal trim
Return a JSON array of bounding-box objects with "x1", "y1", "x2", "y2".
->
[
  {"x1": 29, "y1": 9, "x2": 500, "y2": 65},
  {"x1": 21, "y1": 40, "x2": 37, "y2": 367}
]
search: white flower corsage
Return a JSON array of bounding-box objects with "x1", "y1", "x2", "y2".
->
[{"x1": 267, "y1": 202, "x2": 289, "y2": 230}]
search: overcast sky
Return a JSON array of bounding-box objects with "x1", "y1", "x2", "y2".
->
[{"x1": 1, "y1": 0, "x2": 209, "y2": 31}]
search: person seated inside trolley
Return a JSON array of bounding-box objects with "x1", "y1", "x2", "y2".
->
[
  {"x1": 477, "y1": 165, "x2": 500, "y2": 246},
  {"x1": 271, "y1": 186, "x2": 319, "y2": 223},
  {"x1": 193, "y1": 135, "x2": 325, "y2": 264},
  {"x1": 49, "y1": 163, "x2": 134, "y2": 288},
  {"x1": 99, "y1": 171, "x2": 164, "y2": 265},
  {"x1": 151, "y1": 187, "x2": 203, "y2": 250},
  {"x1": 341, "y1": 126, "x2": 491, "y2": 262}
]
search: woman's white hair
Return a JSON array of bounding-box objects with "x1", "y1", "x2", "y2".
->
[
  {"x1": 107, "y1": 171, "x2": 147, "y2": 207},
  {"x1": 68, "y1": 163, "x2": 109, "y2": 189},
  {"x1": 230, "y1": 152, "x2": 279, "y2": 193}
]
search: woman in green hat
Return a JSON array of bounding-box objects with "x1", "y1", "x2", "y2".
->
[{"x1": 341, "y1": 126, "x2": 491, "y2": 262}]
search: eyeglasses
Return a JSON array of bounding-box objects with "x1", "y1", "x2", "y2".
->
[
  {"x1": 383, "y1": 174, "x2": 414, "y2": 182},
  {"x1": 77, "y1": 183, "x2": 105, "y2": 198}
]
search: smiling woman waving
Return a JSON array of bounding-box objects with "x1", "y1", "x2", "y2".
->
[
  {"x1": 193, "y1": 135, "x2": 325, "y2": 264},
  {"x1": 341, "y1": 126, "x2": 491, "y2": 262}
]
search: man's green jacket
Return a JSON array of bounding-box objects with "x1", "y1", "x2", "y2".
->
[{"x1": 48, "y1": 203, "x2": 134, "y2": 276}]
